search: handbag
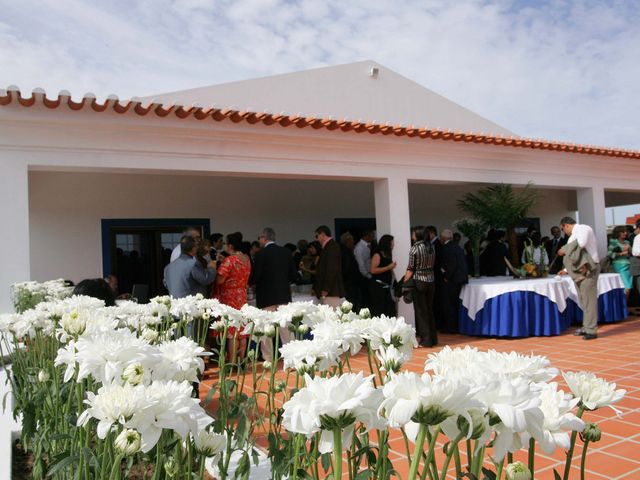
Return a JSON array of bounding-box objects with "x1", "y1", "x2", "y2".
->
[{"x1": 399, "y1": 278, "x2": 416, "y2": 304}]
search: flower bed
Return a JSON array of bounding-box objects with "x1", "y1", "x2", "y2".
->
[{"x1": 0, "y1": 283, "x2": 627, "y2": 479}]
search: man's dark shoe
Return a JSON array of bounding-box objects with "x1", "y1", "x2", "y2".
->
[
  {"x1": 583, "y1": 333, "x2": 598, "y2": 340},
  {"x1": 573, "y1": 329, "x2": 586, "y2": 336}
]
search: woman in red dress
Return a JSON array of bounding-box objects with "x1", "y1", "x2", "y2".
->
[{"x1": 212, "y1": 232, "x2": 251, "y2": 361}]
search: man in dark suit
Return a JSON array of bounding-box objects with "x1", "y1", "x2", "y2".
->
[
  {"x1": 439, "y1": 229, "x2": 468, "y2": 334},
  {"x1": 545, "y1": 226, "x2": 568, "y2": 274},
  {"x1": 249, "y1": 227, "x2": 298, "y2": 360},
  {"x1": 313, "y1": 225, "x2": 345, "y2": 308}
]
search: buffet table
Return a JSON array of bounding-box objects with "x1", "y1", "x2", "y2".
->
[{"x1": 458, "y1": 274, "x2": 627, "y2": 337}]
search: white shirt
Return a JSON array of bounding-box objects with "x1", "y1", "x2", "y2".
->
[
  {"x1": 354, "y1": 239, "x2": 371, "y2": 278},
  {"x1": 567, "y1": 224, "x2": 599, "y2": 263},
  {"x1": 632, "y1": 235, "x2": 640, "y2": 257},
  {"x1": 170, "y1": 244, "x2": 181, "y2": 263},
  {"x1": 521, "y1": 246, "x2": 549, "y2": 265}
]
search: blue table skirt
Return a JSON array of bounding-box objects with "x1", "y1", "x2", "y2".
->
[
  {"x1": 567, "y1": 288, "x2": 628, "y2": 325},
  {"x1": 459, "y1": 289, "x2": 626, "y2": 338}
]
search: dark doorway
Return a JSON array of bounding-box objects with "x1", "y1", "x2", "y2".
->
[{"x1": 102, "y1": 219, "x2": 210, "y2": 300}]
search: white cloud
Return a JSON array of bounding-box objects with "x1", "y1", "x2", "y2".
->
[{"x1": 0, "y1": 0, "x2": 639, "y2": 149}]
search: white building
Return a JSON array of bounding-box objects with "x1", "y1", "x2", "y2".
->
[{"x1": 1, "y1": 60, "x2": 639, "y2": 312}]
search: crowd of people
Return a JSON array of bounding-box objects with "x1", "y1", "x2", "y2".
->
[{"x1": 74, "y1": 216, "x2": 639, "y2": 356}]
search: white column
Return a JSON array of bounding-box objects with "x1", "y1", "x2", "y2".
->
[
  {"x1": 374, "y1": 175, "x2": 414, "y2": 325},
  {"x1": 576, "y1": 186, "x2": 607, "y2": 259},
  {"x1": 0, "y1": 159, "x2": 30, "y2": 312}
]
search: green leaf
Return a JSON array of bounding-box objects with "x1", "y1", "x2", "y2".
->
[
  {"x1": 203, "y1": 385, "x2": 217, "y2": 406},
  {"x1": 481, "y1": 466, "x2": 497, "y2": 480},
  {"x1": 46, "y1": 454, "x2": 79, "y2": 477},
  {"x1": 82, "y1": 447, "x2": 100, "y2": 470},
  {"x1": 355, "y1": 469, "x2": 373, "y2": 480},
  {"x1": 49, "y1": 433, "x2": 73, "y2": 441},
  {"x1": 553, "y1": 469, "x2": 562, "y2": 480},
  {"x1": 321, "y1": 452, "x2": 332, "y2": 473}
]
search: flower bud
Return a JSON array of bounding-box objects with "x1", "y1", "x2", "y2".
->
[
  {"x1": 505, "y1": 461, "x2": 532, "y2": 480},
  {"x1": 122, "y1": 363, "x2": 144, "y2": 386},
  {"x1": 164, "y1": 456, "x2": 178, "y2": 477},
  {"x1": 264, "y1": 324, "x2": 276, "y2": 337},
  {"x1": 195, "y1": 293, "x2": 204, "y2": 301},
  {"x1": 275, "y1": 381, "x2": 287, "y2": 392},
  {"x1": 297, "y1": 324, "x2": 309, "y2": 334},
  {"x1": 193, "y1": 430, "x2": 227, "y2": 457},
  {"x1": 580, "y1": 423, "x2": 601, "y2": 443},
  {"x1": 37, "y1": 370, "x2": 49, "y2": 383},
  {"x1": 202, "y1": 312, "x2": 210, "y2": 320},
  {"x1": 358, "y1": 308, "x2": 371, "y2": 319},
  {"x1": 114, "y1": 429, "x2": 141, "y2": 456},
  {"x1": 340, "y1": 301, "x2": 353, "y2": 314},
  {"x1": 60, "y1": 311, "x2": 86, "y2": 336},
  {"x1": 210, "y1": 320, "x2": 225, "y2": 332},
  {"x1": 263, "y1": 361, "x2": 272, "y2": 370}
]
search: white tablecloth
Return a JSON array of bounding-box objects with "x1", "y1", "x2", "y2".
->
[{"x1": 460, "y1": 273, "x2": 624, "y2": 321}]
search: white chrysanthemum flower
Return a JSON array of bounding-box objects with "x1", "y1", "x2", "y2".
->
[
  {"x1": 114, "y1": 428, "x2": 142, "y2": 456},
  {"x1": 363, "y1": 315, "x2": 417, "y2": 359},
  {"x1": 279, "y1": 339, "x2": 342, "y2": 373},
  {"x1": 379, "y1": 372, "x2": 482, "y2": 436},
  {"x1": 562, "y1": 371, "x2": 626, "y2": 414},
  {"x1": 472, "y1": 375, "x2": 544, "y2": 460},
  {"x1": 54, "y1": 340, "x2": 79, "y2": 382},
  {"x1": 122, "y1": 363, "x2": 145, "y2": 386},
  {"x1": 376, "y1": 345, "x2": 408, "y2": 373},
  {"x1": 537, "y1": 382, "x2": 585, "y2": 454},
  {"x1": 424, "y1": 345, "x2": 483, "y2": 376},
  {"x1": 153, "y1": 337, "x2": 208, "y2": 383},
  {"x1": 303, "y1": 303, "x2": 339, "y2": 328},
  {"x1": 74, "y1": 329, "x2": 156, "y2": 384},
  {"x1": 130, "y1": 380, "x2": 213, "y2": 452},
  {"x1": 193, "y1": 430, "x2": 227, "y2": 457},
  {"x1": 283, "y1": 372, "x2": 385, "y2": 453},
  {"x1": 240, "y1": 304, "x2": 278, "y2": 336},
  {"x1": 485, "y1": 350, "x2": 558, "y2": 383},
  {"x1": 77, "y1": 383, "x2": 147, "y2": 438},
  {"x1": 311, "y1": 319, "x2": 364, "y2": 355},
  {"x1": 141, "y1": 328, "x2": 159, "y2": 343}
]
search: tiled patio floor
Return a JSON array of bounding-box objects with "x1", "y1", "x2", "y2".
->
[{"x1": 201, "y1": 315, "x2": 640, "y2": 479}]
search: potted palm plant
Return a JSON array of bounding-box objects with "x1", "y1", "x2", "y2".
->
[{"x1": 458, "y1": 183, "x2": 540, "y2": 267}]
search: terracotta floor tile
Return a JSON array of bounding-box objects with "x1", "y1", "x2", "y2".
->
[{"x1": 577, "y1": 451, "x2": 640, "y2": 476}]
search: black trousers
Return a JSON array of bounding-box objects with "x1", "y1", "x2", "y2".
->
[
  {"x1": 370, "y1": 280, "x2": 397, "y2": 317},
  {"x1": 413, "y1": 281, "x2": 437, "y2": 346},
  {"x1": 440, "y1": 280, "x2": 463, "y2": 333}
]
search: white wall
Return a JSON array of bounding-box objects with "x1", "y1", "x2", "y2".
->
[
  {"x1": 28, "y1": 171, "x2": 375, "y2": 283},
  {"x1": 409, "y1": 183, "x2": 576, "y2": 236}
]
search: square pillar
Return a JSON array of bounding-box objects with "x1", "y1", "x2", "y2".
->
[
  {"x1": 374, "y1": 176, "x2": 413, "y2": 325},
  {"x1": 0, "y1": 160, "x2": 30, "y2": 312},
  {"x1": 576, "y1": 186, "x2": 607, "y2": 259}
]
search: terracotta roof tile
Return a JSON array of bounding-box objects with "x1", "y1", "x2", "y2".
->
[{"x1": 1, "y1": 87, "x2": 639, "y2": 159}]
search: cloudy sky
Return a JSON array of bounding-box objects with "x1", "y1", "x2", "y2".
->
[{"x1": 1, "y1": 0, "x2": 639, "y2": 151}]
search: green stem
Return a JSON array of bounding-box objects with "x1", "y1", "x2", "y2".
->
[
  {"x1": 453, "y1": 444, "x2": 462, "y2": 479},
  {"x1": 495, "y1": 457, "x2": 505, "y2": 480},
  {"x1": 333, "y1": 428, "x2": 343, "y2": 480},
  {"x1": 528, "y1": 437, "x2": 535, "y2": 479},
  {"x1": 440, "y1": 432, "x2": 465, "y2": 480},
  {"x1": 199, "y1": 454, "x2": 207, "y2": 479},
  {"x1": 562, "y1": 406, "x2": 585, "y2": 480},
  {"x1": 466, "y1": 439, "x2": 473, "y2": 472},
  {"x1": 580, "y1": 440, "x2": 590, "y2": 480},
  {"x1": 407, "y1": 424, "x2": 428, "y2": 480},
  {"x1": 109, "y1": 454, "x2": 124, "y2": 480}
]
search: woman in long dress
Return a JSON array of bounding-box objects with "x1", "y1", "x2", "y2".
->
[
  {"x1": 212, "y1": 232, "x2": 251, "y2": 362},
  {"x1": 608, "y1": 225, "x2": 633, "y2": 298}
]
